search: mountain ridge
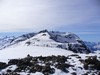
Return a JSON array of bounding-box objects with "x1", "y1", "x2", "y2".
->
[{"x1": 0, "y1": 30, "x2": 90, "y2": 53}]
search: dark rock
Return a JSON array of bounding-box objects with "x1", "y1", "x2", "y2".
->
[
  {"x1": 0, "y1": 62, "x2": 8, "y2": 70},
  {"x1": 71, "y1": 72, "x2": 76, "y2": 75},
  {"x1": 55, "y1": 63, "x2": 70, "y2": 73}
]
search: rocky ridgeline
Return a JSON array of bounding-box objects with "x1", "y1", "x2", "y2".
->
[{"x1": 0, "y1": 55, "x2": 100, "y2": 75}]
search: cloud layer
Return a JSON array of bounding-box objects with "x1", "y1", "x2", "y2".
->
[{"x1": 0, "y1": 0, "x2": 99, "y2": 32}]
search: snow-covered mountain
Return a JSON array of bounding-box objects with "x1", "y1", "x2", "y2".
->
[
  {"x1": 0, "y1": 32, "x2": 35, "y2": 50},
  {"x1": 94, "y1": 42, "x2": 100, "y2": 50},
  {"x1": 0, "y1": 30, "x2": 90, "y2": 53},
  {"x1": 84, "y1": 41, "x2": 100, "y2": 51},
  {"x1": 0, "y1": 30, "x2": 100, "y2": 75},
  {"x1": 10, "y1": 32, "x2": 35, "y2": 45},
  {"x1": 0, "y1": 36, "x2": 15, "y2": 49}
]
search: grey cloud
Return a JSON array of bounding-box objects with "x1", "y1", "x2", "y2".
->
[{"x1": 0, "y1": 0, "x2": 99, "y2": 32}]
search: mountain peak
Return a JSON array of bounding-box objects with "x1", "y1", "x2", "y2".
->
[
  {"x1": 38, "y1": 29, "x2": 48, "y2": 33},
  {"x1": 0, "y1": 30, "x2": 91, "y2": 53}
]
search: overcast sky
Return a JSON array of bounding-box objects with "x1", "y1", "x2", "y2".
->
[{"x1": 0, "y1": 0, "x2": 100, "y2": 41}]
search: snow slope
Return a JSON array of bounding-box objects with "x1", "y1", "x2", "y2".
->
[
  {"x1": 0, "y1": 45, "x2": 99, "y2": 75},
  {"x1": 0, "y1": 45, "x2": 73, "y2": 62},
  {"x1": 0, "y1": 45, "x2": 75, "y2": 75}
]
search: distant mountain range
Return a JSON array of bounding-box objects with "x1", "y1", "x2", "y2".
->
[{"x1": 84, "y1": 41, "x2": 100, "y2": 51}]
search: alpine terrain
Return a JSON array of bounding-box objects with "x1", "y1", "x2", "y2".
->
[{"x1": 0, "y1": 30, "x2": 99, "y2": 75}]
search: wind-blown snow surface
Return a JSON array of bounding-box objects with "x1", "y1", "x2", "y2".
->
[
  {"x1": 0, "y1": 45, "x2": 75, "y2": 75},
  {"x1": 0, "y1": 45, "x2": 73, "y2": 62},
  {"x1": 0, "y1": 45, "x2": 100, "y2": 75}
]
